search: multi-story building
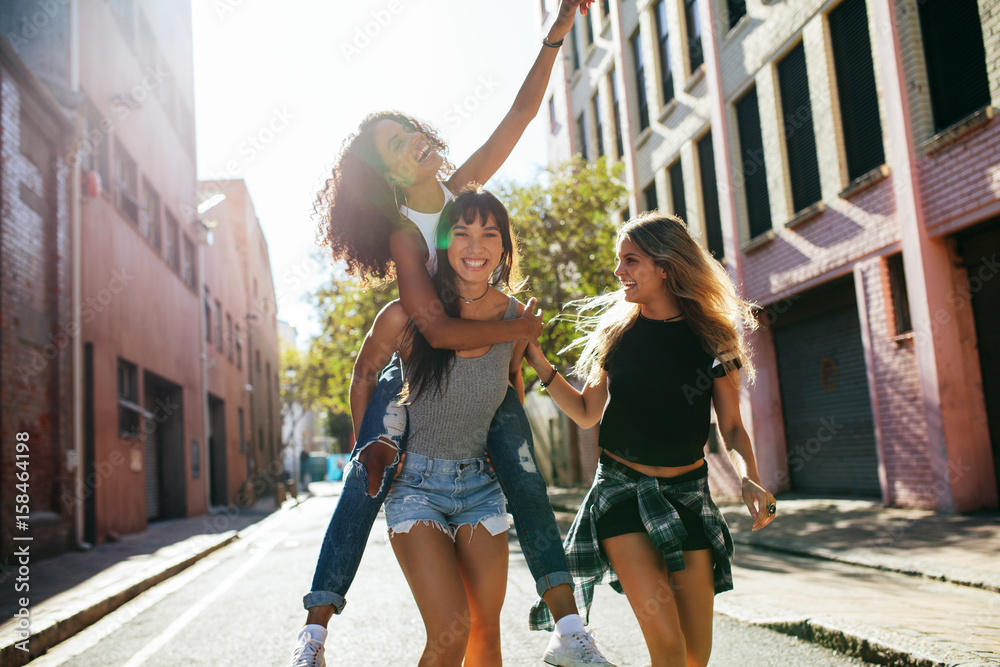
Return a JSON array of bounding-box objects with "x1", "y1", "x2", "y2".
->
[
  {"x1": 198, "y1": 178, "x2": 282, "y2": 503},
  {"x1": 543, "y1": 0, "x2": 998, "y2": 512},
  {"x1": 0, "y1": 1, "x2": 282, "y2": 562}
]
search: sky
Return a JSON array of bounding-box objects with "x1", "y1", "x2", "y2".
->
[{"x1": 191, "y1": 0, "x2": 555, "y2": 347}]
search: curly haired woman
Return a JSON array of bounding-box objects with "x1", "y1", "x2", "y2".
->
[{"x1": 289, "y1": 3, "x2": 614, "y2": 666}]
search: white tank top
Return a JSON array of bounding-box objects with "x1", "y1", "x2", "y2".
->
[{"x1": 399, "y1": 181, "x2": 453, "y2": 276}]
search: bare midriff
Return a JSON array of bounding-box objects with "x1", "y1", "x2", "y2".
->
[{"x1": 603, "y1": 449, "x2": 706, "y2": 479}]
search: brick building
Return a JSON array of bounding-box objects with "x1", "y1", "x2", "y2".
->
[
  {"x1": 0, "y1": 36, "x2": 76, "y2": 560},
  {"x1": 0, "y1": 0, "x2": 282, "y2": 562},
  {"x1": 542, "y1": 0, "x2": 998, "y2": 512}
]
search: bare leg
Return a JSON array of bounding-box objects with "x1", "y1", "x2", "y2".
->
[
  {"x1": 541, "y1": 583, "x2": 578, "y2": 622},
  {"x1": 602, "y1": 533, "x2": 686, "y2": 667},
  {"x1": 453, "y1": 523, "x2": 509, "y2": 667},
  {"x1": 671, "y1": 550, "x2": 715, "y2": 667},
  {"x1": 391, "y1": 524, "x2": 470, "y2": 667}
]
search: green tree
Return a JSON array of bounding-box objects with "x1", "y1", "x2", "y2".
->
[{"x1": 498, "y1": 155, "x2": 627, "y2": 381}]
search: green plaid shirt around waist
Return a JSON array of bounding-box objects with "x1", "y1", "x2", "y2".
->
[{"x1": 528, "y1": 460, "x2": 735, "y2": 631}]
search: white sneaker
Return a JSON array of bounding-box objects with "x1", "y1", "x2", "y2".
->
[
  {"x1": 288, "y1": 631, "x2": 326, "y2": 667},
  {"x1": 543, "y1": 629, "x2": 616, "y2": 666}
]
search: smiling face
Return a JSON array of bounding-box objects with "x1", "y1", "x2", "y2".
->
[
  {"x1": 373, "y1": 119, "x2": 444, "y2": 188},
  {"x1": 615, "y1": 236, "x2": 669, "y2": 306},
  {"x1": 445, "y1": 212, "x2": 505, "y2": 290}
]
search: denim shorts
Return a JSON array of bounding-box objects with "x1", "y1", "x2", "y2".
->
[{"x1": 384, "y1": 452, "x2": 510, "y2": 540}]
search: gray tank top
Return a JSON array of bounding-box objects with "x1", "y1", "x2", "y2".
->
[{"x1": 404, "y1": 296, "x2": 518, "y2": 460}]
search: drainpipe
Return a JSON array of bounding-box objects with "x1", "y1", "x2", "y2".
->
[{"x1": 69, "y1": 0, "x2": 84, "y2": 547}]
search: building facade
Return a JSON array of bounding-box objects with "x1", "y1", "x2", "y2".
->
[
  {"x1": 543, "y1": 0, "x2": 999, "y2": 512},
  {"x1": 198, "y1": 179, "x2": 282, "y2": 506},
  {"x1": 1, "y1": 1, "x2": 282, "y2": 562}
]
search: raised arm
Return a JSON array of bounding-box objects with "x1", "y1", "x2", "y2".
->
[
  {"x1": 349, "y1": 301, "x2": 408, "y2": 437},
  {"x1": 448, "y1": 0, "x2": 589, "y2": 189},
  {"x1": 712, "y1": 374, "x2": 776, "y2": 531},
  {"x1": 523, "y1": 342, "x2": 608, "y2": 428},
  {"x1": 389, "y1": 228, "x2": 543, "y2": 350}
]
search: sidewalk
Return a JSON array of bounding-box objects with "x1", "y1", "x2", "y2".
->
[
  {"x1": 548, "y1": 488, "x2": 1000, "y2": 666},
  {"x1": 0, "y1": 495, "x2": 289, "y2": 667}
]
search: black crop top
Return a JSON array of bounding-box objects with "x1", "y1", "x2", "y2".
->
[{"x1": 599, "y1": 315, "x2": 737, "y2": 467}]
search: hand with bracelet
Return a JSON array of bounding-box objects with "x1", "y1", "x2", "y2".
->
[{"x1": 543, "y1": 0, "x2": 595, "y2": 49}]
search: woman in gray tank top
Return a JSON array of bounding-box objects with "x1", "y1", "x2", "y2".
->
[{"x1": 350, "y1": 187, "x2": 527, "y2": 666}]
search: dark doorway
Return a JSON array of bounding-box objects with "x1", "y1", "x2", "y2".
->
[
  {"x1": 958, "y1": 219, "x2": 1000, "y2": 500},
  {"x1": 772, "y1": 277, "x2": 881, "y2": 497},
  {"x1": 208, "y1": 394, "x2": 228, "y2": 507},
  {"x1": 84, "y1": 343, "x2": 97, "y2": 544},
  {"x1": 143, "y1": 371, "x2": 186, "y2": 520}
]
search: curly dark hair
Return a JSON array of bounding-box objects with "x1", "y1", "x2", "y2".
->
[{"x1": 314, "y1": 111, "x2": 456, "y2": 285}]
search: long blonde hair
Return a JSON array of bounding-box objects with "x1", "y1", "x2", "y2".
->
[{"x1": 570, "y1": 212, "x2": 756, "y2": 385}]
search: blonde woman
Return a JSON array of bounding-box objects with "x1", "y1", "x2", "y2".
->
[{"x1": 525, "y1": 213, "x2": 777, "y2": 667}]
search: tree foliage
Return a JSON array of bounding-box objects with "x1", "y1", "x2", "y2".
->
[
  {"x1": 498, "y1": 155, "x2": 627, "y2": 380},
  {"x1": 286, "y1": 155, "x2": 626, "y2": 432}
]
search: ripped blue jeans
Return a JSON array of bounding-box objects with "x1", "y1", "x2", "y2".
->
[{"x1": 303, "y1": 355, "x2": 572, "y2": 612}]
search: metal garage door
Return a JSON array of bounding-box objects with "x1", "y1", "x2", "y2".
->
[{"x1": 773, "y1": 278, "x2": 881, "y2": 496}]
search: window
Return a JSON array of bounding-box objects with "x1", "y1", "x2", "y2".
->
[
  {"x1": 697, "y1": 131, "x2": 724, "y2": 259},
  {"x1": 549, "y1": 97, "x2": 558, "y2": 134},
  {"x1": 777, "y1": 43, "x2": 822, "y2": 213},
  {"x1": 204, "y1": 289, "x2": 213, "y2": 343},
  {"x1": 226, "y1": 314, "x2": 234, "y2": 361},
  {"x1": 684, "y1": 0, "x2": 703, "y2": 72},
  {"x1": 669, "y1": 160, "x2": 687, "y2": 222},
  {"x1": 164, "y1": 210, "x2": 179, "y2": 270},
  {"x1": 727, "y1": 0, "x2": 747, "y2": 30},
  {"x1": 256, "y1": 349, "x2": 262, "y2": 374},
  {"x1": 585, "y1": 10, "x2": 595, "y2": 45},
  {"x1": 182, "y1": 234, "x2": 196, "y2": 289},
  {"x1": 887, "y1": 254, "x2": 913, "y2": 335},
  {"x1": 238, "y1": 407, "x2": 245, "y2": 453},
  {"x1": 108, "y1": 0, "x2": 135, "y2": 43},
  {"x1": 829, "y1": 0, "x2": 885, "y2": 181},
  {"x1": 235, "y1": 324, "x2": 243, "y2": 369},
  {"x1": 601, "y1": 0, "x2": 610, "y2": 21},
  {"x1": 736, "y1": 87, "x2": 772, "y2": 239},
  {"x1": 577, "y1": 113, "x2": 589, "y2": 159},
  {"x1": 654, "y1": 0, "x2": 674, "y2": 106},
  {"x1": 215, "y1": 299, "x2": 223, "y2": 351},
  {"x1": 118, "y1": 358, "x2": 140, "y2": 436},
  {"x1": 140, "y1": 179, "x2": 161, "y2": 250},
  {"x1": 609, "y1": 70, "x2": 624, "y2": 159},
  {"x1": 644, "y1": 182, "x2": 659, "y2": 212},
  {"x1": 631, "y1": 31, "x2": 650, "y2": 131},
  {"x1": 571, "y1": 25, "x2": 581, "y2": 70},
  {"x1": 918, "y1": 0, "x2": 991, "y2": 133},
  {"x1": 113, "y1": 140, "x2": 139, "y2": 224},
  {"x1": 592, "y1": 91, "x2": 605, "y2": 158}
]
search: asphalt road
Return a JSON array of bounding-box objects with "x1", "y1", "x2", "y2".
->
[{"x1": 25, "y1": 493, "x2": 872, "y2": 666}]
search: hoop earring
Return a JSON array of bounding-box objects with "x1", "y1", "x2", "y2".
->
[{"x1": 392, "y1": 184, "x2": 409, "y2": 221}]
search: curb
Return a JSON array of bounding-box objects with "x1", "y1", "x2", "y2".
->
[
  {"x1": 715, "y1": 598, "x2": 1000, "y2": 667},
  {"x1": 0, "y1": 497, "x2": 305, "y2": 667},
  {"x1": 724, "y1": 531, "x2": 1000, "y2": 595},
  {"x1": 0, "y1": 532, "x2": 238, "y2": 667}
]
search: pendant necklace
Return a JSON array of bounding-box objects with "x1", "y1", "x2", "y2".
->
[{"x1": 461, "y1": 285, "x2": 490, "y2": 304}]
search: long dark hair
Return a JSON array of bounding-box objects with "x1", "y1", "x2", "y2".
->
[
  {"x1": 401, "y1": 185, "x2": 522, "y2": 403},
  {"x1": 314, "y1": 111, "x2": 456, "y2": 285}
]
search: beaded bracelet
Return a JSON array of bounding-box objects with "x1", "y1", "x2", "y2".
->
[
  {"x1": 540, "y1": 366, "x2": 559, "y2": 389},
  {"x1": 542, "y1": 37, "x2": 564, "y2": 48}
]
